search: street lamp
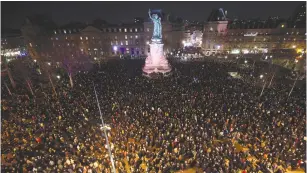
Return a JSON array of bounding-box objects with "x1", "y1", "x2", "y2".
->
[
  {"x1": 244, "y1": 60, "x2": 248, "y2": 64},
  {"x1": 34, "y1": 59, "x2": 37, "y2": 62},
  {"x1": 260, "y1": 74, "x2": 264, "y2": 79},
  {"x1": 292, "y1": 45, "x2": 296, "y2": 49},
  {"x1": 48, "y1": 62, "x2": 51, "y2": 66},
  {"x1": 295, "y1": 59, "x2": 299, "y2": 63},
  {"x1": 56, "y1": 75, "x2": 60, "y2": 79}
]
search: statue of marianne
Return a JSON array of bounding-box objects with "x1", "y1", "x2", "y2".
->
[{"x1": 148, "y1": 9, "x2": 162, "y2": 40}]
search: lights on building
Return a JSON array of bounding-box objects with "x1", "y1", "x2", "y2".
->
[
  {"x1": 94, "y1": 57, "x2": 97, "y2": 60},
  {"x1": 80, "y1": 36, "x2": 83, "y2": 40},
  {"x1": 225, "y1": 56, "x2": 228, "y2": 59},
  {"x1": 125, "y1": 35, "x2": 127, "y2": 39},
  {"x1": 135, "y1": 35, "x2": 138, "y2": 39},
  {"x1": 265, "y1": 56, "x2": 268, "y2": 60},
  {"x1": 124, "y1": 28, "x2": 127, "y2": 32},
  {"x1": 254, "y1": 46, "x2": 258, "y2": 49},
  {"x1": 217, "y1": 45, "x2": 221, "y2": 49},
  {"x1": 113, "y1": 46, "x2": 118, "y2": 51},
  {"x1": 125, "y1": 40, "x2": 128, "y2": 45},
  {"x1": 135, "y1": 28, "x2": 138, "y2": 32}
]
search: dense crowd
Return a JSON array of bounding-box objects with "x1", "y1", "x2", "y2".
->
[{"x1": 1, "y1": 59, "x2": 306, "y2": 173}]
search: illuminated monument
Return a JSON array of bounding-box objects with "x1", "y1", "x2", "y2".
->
[{"x1": 143, "y1": 9, "x2": 171, "y2": 76}]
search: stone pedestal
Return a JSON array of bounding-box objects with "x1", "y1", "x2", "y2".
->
[{"x1": 143, "y1": 43, "x2": 171, "y2": 75}]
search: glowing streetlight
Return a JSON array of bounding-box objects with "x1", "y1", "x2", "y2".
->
[
  {"x1": 265, "y1": 56, "x2": 268, "y2": 60},
  {"x1": 260, "y1": 74, "x2": 264, "y2": 79},
  {"x1": 94, "y1": 57, "x2": 97, "y2": 60},
  {"x1": 244, "y1": 60, "x2": 247, "y2": 64},
  {"x1": 34, "y1": 59, "x2": 37, "y2": 62},
  {"x1": 295, "y1": 59, "x2": 299, "y2": 63},
  {"x1": 56, "y1": 75, "x2": 60, "y2": 79},
  {"x1": 225, "y1": 56, "x2": 227, "y2": 59},
  {"x1": 47, "y1": 62, "x2": 51, "y2": 66},
  {"x1": 292, "y1": 45, "x2": 296, "y2": 48},
  {"x1": 113, "y1": 46, "x2": 118, "y2": 51}
]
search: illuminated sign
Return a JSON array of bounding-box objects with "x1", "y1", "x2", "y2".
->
[{"x1": 244, "y1": 32, "x2": 258, "y2": 37}]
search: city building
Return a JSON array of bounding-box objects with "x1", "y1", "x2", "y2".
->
[
  {"x1": 1, "y1": 28, "x2": 27, "y2": 62},
  {"x1": 202, "y1": 4, "x2": 306, "y2": 56},
  {"x1": 20, "y1": 11, "x2": 184, "y2": 63}
]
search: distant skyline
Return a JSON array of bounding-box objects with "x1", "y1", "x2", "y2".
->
[{"x1": 2, "y1": 1, "x2": 304, "y2": 29}]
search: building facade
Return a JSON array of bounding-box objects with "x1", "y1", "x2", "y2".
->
[
  {"x1": 20, "y1": 13, "x2": 184, "y2": 63},
  {"x1": 202, "y1": 4, "x2": 306, "y2": 56}
]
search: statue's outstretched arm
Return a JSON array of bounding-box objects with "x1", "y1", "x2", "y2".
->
[{"x1": 148, "y1": 9, "x2": 153, "y2": 20}]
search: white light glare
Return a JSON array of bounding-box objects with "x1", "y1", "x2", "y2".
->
[{"x1": 56, "y1": 75, "x2": 60, "y2": 79}]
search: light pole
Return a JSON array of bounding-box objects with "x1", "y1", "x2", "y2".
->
[
  {"x1": 259, "y1": 74, "x2": 266, "y2": 97},
  {"x1": 93, "y1": 83, "x2": 116, "y2": 173},
  {"x1": 288, "y1": 75, "x2": 299, "y2": 97}
]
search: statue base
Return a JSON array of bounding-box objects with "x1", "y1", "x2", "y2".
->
[{"x1": 142, "y1": 43, "x2": 171, "y2": 76}]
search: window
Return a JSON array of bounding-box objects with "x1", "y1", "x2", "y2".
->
[
  {"x1": 29, "y1": 43, "x2": 32, "y2": 47},
  {"x1": 124, "y1": 28, "x2": 127, "y2": 32},
  {"x1": 56, "y1": 37, "x2": 59, "y2": 40},
  {"x1": 116, "y1": 41, "x2": 118, "y2": 45},
  {"x1": 81, "y1": 49, "x2": 84, "y2": 51},
  {"x1": 80, "y1": 36, "x2": 83, "y2": 40},
  {"x1": 119, "y1": 28, "x2": 122, "y2": 32},
  {"x1": 125, "y1": 35, "x2": 127, "y2": 39},
  {"x1": 125, "y1": 40, "x2": 128, "y2": 45},
  {"x1": 115, "y1": 36, "x2": 117, "y2": 39},
  {"x1": 135, "y1": 28, "x2": 138, "y2": 32},
  {"x1": 92, "y1": 37, "x2": 95, "y2": 39},
  {"x1": 121, "y1": 41, "x2": 123, "y2": 45},
  {"x1": 147, "y1": 28, "x2": 150, "y2": 32},
  {"x1": 65, "y1": 37, "x2": 68, "y2": 40},
  {"x1": 130, "y1": 28, "x2": 133, "y2": 32},
  {"x1": 67, "y1": 43, "x2": 70, "y2": 46},
  {"x1": 135, "y1": 35, "x2": 138, "y2": 39},
  {"x1": 54, "y1": 30, "x2": 57, "y2": 34},
  {"x1": 64, "y1": 30, "x2": 66, "y2": 34},
  {"x1": 86, "y1": 37, "x2": 88, "y2": 40},
  {"x1": 111, "y1": 41, "x2": 113, "y2": 45}
]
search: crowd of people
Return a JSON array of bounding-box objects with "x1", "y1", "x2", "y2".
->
[{"x1": 1, "y1": 59, "x2": 306, "y2": 173}]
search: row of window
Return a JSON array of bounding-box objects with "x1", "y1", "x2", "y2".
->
[{"x1": 102, "y1": 28, "x2": 142, "y2": 33}]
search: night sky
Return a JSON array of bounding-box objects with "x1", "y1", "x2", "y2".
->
[{"x1": 2, "y1": 1, "x2": 304, "y2": 29}]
